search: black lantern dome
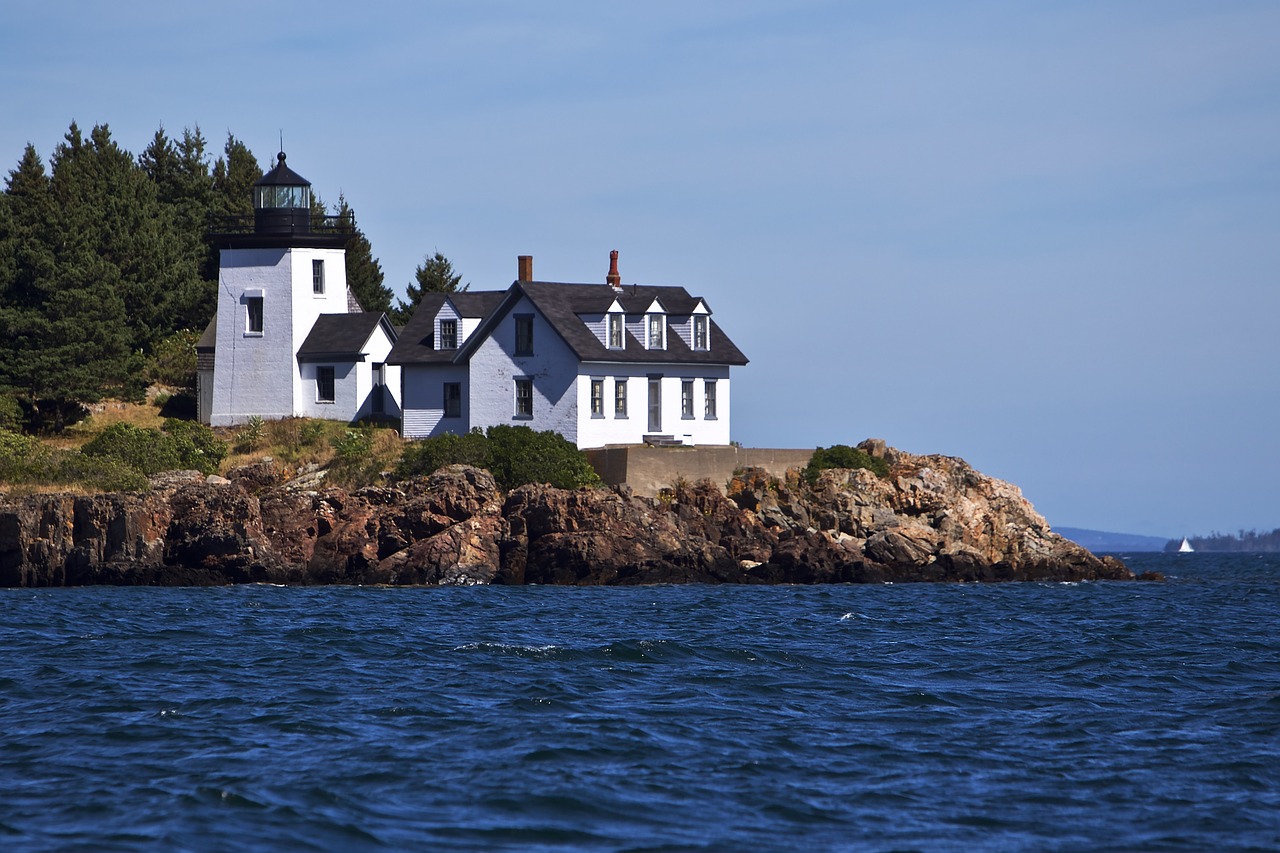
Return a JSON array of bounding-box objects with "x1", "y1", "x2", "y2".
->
[{"x1": 253, "y1": 152, "x2": 312, "y2": 235}]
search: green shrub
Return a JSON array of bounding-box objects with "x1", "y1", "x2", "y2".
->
[
  {"x1": 0, "y1": 429, "x2": 150, "y2": 492},
  {"x1": 803, "y1": 444, "x2": 890, "y2": 484},
  {"x1": 145, "y1": 329, "x2": 200, "y2": 389},
  {"x1": 81, "y1": 420, "x2": 227, "y2": 476},
  {"x1": 299, "y1": 420, "x2": 326, "y2": 446},
  {"x1": 42, "y1": 451, "x2": 151, "y2": 492},
  {"x1": 395, "y1": 426, "x2": 599, "y2": 490},
  {"x1": 82, "y1": 423, "x2": 183, "y2": 475},
  {"x1": 332, "y1": 428, "x2": 374, "y2": 460},
  {"x1": 0, "y1": 397, "x2": 24, "y2": 433},
  {"x1": 234, "y1": 416, "x2": 266, "y2": 453},
  {"x1": 162, "y1": 418, "x2": 227, "y2": 474}
]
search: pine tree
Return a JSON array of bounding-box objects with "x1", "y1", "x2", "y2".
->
[
  {"x1": 392, "y1": 251, "x2": 467, "y2": 323},
  {"x1": 0, "y1": 134, "x2": 136, "y2": 431},
  {"x1": 211, "y1": 134, "x2": 261, "y2": 221},
  {"x1": 337, "y1": 194, "x2": 393, "y2": 314},
  {"x1": 51, "y1": 123, "x2": 205, "y2": 352}
]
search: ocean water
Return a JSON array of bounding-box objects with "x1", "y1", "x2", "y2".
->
[{"x1": 1, "y1": 554, "x2": 1277, "y2": 852}]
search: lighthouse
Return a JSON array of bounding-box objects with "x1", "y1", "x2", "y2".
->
[{"x1": 197, "y1": 152, "x2": 399, "y2": 427}]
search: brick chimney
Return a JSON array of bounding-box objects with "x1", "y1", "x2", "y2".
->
[
  {"x1": 517, "y1": 255, "x2": 533, "y2": 282},
  {"x1": 606, "y1": 250, "x2": 621, "y2": 290}
]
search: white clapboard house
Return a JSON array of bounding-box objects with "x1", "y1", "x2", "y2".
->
[
  {"x1": 196, "y1": 153, "x2": 400, "y2": 426},
  {"x1": 387, "y1": 252, "x2": 748, "y2": 448}
]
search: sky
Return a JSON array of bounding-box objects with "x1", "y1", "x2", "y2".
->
[{"x1": 2, "y1": 1, "x2": 1278, "y2": 538}]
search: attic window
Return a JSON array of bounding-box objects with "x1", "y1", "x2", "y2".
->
[
  {"x1": 647, "y1": 314, "x2": 665, "y2": 350},
  {"x1": 515, "y1": 315, "x2": 533, "y2": 356},
  {"x1": 693, "y1": 315, "x2": 708, "y2": 350},
  {"x1": 608, "y1": 313, "x2": 624, "y2": 349},
  {"x1": 439, "y1": 319, "x2": 458, "y2": 350}
]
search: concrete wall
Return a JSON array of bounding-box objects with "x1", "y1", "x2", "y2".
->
[{"x1": 584, "y1": 446, "x2": 815, "y2": 497}]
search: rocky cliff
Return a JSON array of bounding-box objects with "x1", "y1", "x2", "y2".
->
[{"x1": 0, "y1": 441, "x2": 1137, "y2": 587}]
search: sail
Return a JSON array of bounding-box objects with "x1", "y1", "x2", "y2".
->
[{"x1": 1178, "y1": 537, "x2": 1194, "y2": 553}]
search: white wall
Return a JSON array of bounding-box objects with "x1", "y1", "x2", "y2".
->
[
  {"x1": 575, "y1": 364, "x2": 731, "y2": 448},
  {"x1": 288, "y1": 248, "x2": 351, "y2": 415},
  {"x1": 211, "y1": 248, "x2": 295, "y2": 426},
  {"x1": 402, "y1": 364, "x2": 469, "y2": 438},
  {"x1": 468, "y1": 295, "x2": 579, "y2": 444}
]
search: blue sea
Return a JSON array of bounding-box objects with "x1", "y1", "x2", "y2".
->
[{"x1": 1, "y1": 553, "x2": 1277, "y2": 852}]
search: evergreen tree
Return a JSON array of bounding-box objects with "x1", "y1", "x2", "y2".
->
[
  {"x1": 211, "y1": 134, "x2": 261, "y2": 221},
  {"x1": 50, "y1": 122, "x2": 205, "y2": 352},
  {"x1": 337, "y1": 194, "x2": 392, "y2": 314},
  {"x1": 141, "y1": 125, "x2": 218, "y2": 285},
  {"x1": 0, "y1": 134, "x2": 136, "y2": 431},
  {"x1": 392, "y1": 251, "x2": 467, "y2": 323}
]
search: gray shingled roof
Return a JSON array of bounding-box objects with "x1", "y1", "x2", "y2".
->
[
  {"x1": 388, "y1": 280, "x2": 747, "y2": 367},
  {"x1": 385, "y1": 291, "x2": 506, "y2": 365},
  {"x1": 517, "y1": 281, "x2": 747, "y2": 366},
  {"x1": 296, "y1": 312, "x2": 395, "y2": 362}
]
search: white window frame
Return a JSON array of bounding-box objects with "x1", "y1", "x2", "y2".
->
[
  {"x1": 647, "y1": 314, "x2": 665, "y2": 350},
  {"x1": 693, "y1": 315, "x2": 708, "y2": 350},
  {"x1": 681, "y1": 379, "x2": 695, "y2": 419},
  {"x1": 704, "y1": 379, "x2": 717, "y2": 419},
  {"x1": 312, "y1": 259, "x2": 325, "y2": 295},
  {"x1": 514, "y1": 377, "x2": 533, "y2": 418},
  {"x1": 246, "y1": 296, "x2": 264, "y2": 334},
  {"x1": 608, "y1": 313, "x2": 624, "y2": 349}
]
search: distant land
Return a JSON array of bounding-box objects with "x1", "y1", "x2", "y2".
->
[{"x1": 1056, "y1": 528, "x2": 1171, "y2": 553}]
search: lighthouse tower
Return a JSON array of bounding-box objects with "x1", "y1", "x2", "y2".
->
[{"x1": 198, "y1": 152, "x2": 399, "y2": 426}]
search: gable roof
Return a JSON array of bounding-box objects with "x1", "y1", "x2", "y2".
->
[
  {"x1": 296, "y1": 312, "x2": 396, "y2": 362},
  {"x1": 387, "y1": 279, "x2": 747, "y2": 368},
  {"x1": 385, "y1": 290, "x2": 506, "y2": 365},
  {"x1": 510, "y1": 281, "x2": 747, "y2": 366}
]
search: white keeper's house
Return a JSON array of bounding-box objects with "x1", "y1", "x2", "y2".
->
[
  {"x1": 386, "y1": 252, "x2": 748, "y2": 449},
  {"x1": 197, "y1": 153, "x2": 401, "y2": 427}
]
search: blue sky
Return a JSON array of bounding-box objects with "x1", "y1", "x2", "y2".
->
[{"x1": 3, "y1": 1, "x2": 1278, "y2": 537}]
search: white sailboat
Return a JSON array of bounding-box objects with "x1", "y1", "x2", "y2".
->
[{"x1": 1177, "y1": 537, "x2": 1194, "y2": 553}]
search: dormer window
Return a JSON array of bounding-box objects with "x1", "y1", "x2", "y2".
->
[
  {"x1": 608, "y1": 313, "x2": 624, "y2": 349},
  {"x1": 693, "y1": 315, "x2": 708, "y2": 350},
  {"x1": 647, "y1": 314, "x2": 665, "y2": 350},
  {"x1": 439, "y1": 319, "x2": 458, "y2": 350}
]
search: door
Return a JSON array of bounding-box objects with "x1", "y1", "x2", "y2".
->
[
  {"x1": 647, "y1": 377, "x2": 662, "y2": 432},
  {"x1": 372, "y1": 362, "x2": 386, "y2": 415}
]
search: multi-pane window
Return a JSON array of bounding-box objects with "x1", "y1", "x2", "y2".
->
[
  {"x1": 246, "y1": 297, "x2": 264, "y2": 333},
  {"x1": 647, "y1": 314, "x2": 664, "y2": 349},
  {"x1": 693, "y1": 315, "x2": 708, "y2": 350},
  {"x1": 443, "y1": 382, "x2": 461, "y2": 418},
  {"x1": 515, "y1": 315, "x2": 534, "y2": 355},
  {"x1": 439, "y1": 319, "x2": 458, "y2": 350},
  {"x1": 681, "y1": 379, "x2": 695, "y2": 418},
  {"x1": 608, "y1": 313, "x2": 624, "y2": 349},
  {"x1": 590, "y1": 379, "x2": 604, "y2": 417},
  {"x1": 312, "y1": 259, "x2": 325, "y2": 294},
  {"x1": 317, "y1": 366, "x2": 335, "y2": 403},
  {"x1": 614, "y1": 379, "x2": 627, "y2": 417},
  {"x1": 515, "y1": 377, "x2": 533, "y2": 416},
  {"x1": 704, "y1": 380, "x2": 717, "y2": 418}
]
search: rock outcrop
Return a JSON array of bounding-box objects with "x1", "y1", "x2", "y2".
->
[{"x1": 0, "y1": 441, "x2": 1134, "y2": 586}]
